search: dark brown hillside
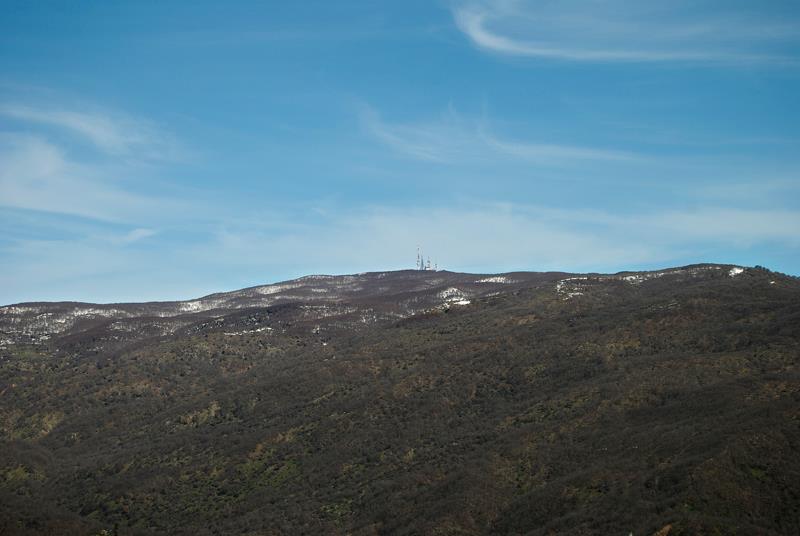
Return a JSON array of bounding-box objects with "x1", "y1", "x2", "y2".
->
[{"x1": 1, "y1": 265, "x2": 798, "y2": 535}]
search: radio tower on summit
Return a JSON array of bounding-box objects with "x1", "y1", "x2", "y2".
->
[{"x1": 416, "y1": 247, "x2": 437, "y2": 271}]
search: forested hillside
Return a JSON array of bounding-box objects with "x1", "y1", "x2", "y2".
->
[{"x1": 1, "y1": 265, "x2": 798, "y2": 535}]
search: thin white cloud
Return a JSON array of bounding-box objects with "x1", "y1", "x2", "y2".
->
[
  {"x1": 452, "y1": 1, "x2": 799, "y2": 63},
  {"x1": 645, "y1": 208, "x2": 800, "y2": 246},
  {"x1": 187, "y1": 204, "x2": 657, "y2": 274},
  {"x1": 0, "y1": 239, "x2": 138, "y2": 296},
  {"x1": 186, "y1": 202, "x2": 800, "y2": 276},
  {"x1": 127, "y1": 227, "x2": 157, "y2": 241},
  {"x1": 361, "y1": 105, "x2": 636, "y2": 164},
  {"x1": 3, "y1": 200, "x2": 798, "y2": 304},
  {"x1": 696, "y1": 177, "x2": 800, "y2": 204},
  {"x1": 0, "y1": 133, "x2": 179, "y2": 222},
  {"x1": 360, "y1": 106, "x2": 469, "y2": 163},
  {"x1": 0, "y1": 103, "x2": 183, "y2": 160},
  {"x1": 483, "y1": 135, "x2": 636, "y2": 162},
  {"x1": 119, "y1": 228, "x2": 158, "y2": 244},
  {"x1": 0, "y1": 96, "x2": 198, "y2": 224}
]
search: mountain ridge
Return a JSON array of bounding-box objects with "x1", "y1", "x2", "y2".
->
[
  {"x1": 1, "y1": 262, "x2": 757, "y2": 310},
  {"x1": 1, "y1": 263, "x2": 759, "y2": 350},
  {"x1": 2, "y1": 262, "x2": 798, "y2": 535}
]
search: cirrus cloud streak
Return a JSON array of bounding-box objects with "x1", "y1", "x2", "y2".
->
[{"x1": 452, "y1": 1, "x2": 800, "y2": 64}]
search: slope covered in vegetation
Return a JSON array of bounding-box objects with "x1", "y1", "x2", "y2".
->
[{"x1": 1, "y1": 265, "x2": 798, "y2": 535}]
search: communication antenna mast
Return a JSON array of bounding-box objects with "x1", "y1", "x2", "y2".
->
[{"x1": 416, "y1": 246, "x2": 421, "y2": 270}]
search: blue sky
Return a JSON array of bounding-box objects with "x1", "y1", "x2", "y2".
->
[{"x1": 1, "y1": 0, "x2": 799, "y2": 304}]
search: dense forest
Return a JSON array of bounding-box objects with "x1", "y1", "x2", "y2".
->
[{"x1": 1, "y1": 265, "x2": 798, "y2": 535}]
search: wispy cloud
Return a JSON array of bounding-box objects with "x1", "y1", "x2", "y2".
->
[
  {"x1": 185, "y1": 202, "x2": 800, "y2": 278},
  {"x1": 484, "y1": 136, "x2": 635, "y2": 162},
  {"x1": 3, "y1": 199, "x2": 798, "y2": 304},
  {"x1": 696, "y1": 177, "x2": 800, "y2": 204},
  {"x1": 117, "y1": 227, "x2": 158, "y2": 244},
  {"x1": 645, "y1": 208, "x2": 800, "y2": 246},
  {"x1": 0, "y1": 103, "x2": 183, "y2": 161},
  {"x1": 361, "y1": 105, "x2": 636, "y2": 164},
  {"x1": 0, "y1": 133, "x2": 181, "y2": 222},
  {"x1": 0, "y1": 96, "x2": 198, "y2": 227},
  {"x1": 360, "y1": 106, "x2": 474, "y2": 163},
  {"x1": 0, "y1": 98, "x2": 191, "y2": 303},
  {"x1": 452, "y1": 1, "x2": 800, "y2": 64}
]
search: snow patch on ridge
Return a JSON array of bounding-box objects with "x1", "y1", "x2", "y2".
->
[
  {"x1": 555, "y1": 277, "x2": 587, "y2": 299},
  {"x1": 438, "y1": 287, "x2": 464, "y2": 299},
  {"x1": 617, "y1": 265, "x2": 730, "y2": 285},
  {"x1": 437, "y1": 287, "x2": 472, "y2": 307},
  {"x1": 256, "y1": 283, "x2": 303, "y2": 295},
  {"x1": 179, "y1": 301, "x2": 207, "y2": 313},
  {"x1": 223, "y1": 326, "x2": 272, "y2": 336},
  {"x1": 476, "y1": 276, "x2": 515, "y2": 284},
  {"x1": 177, "y1": 298, "x2": 228, "y2": 313}
]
